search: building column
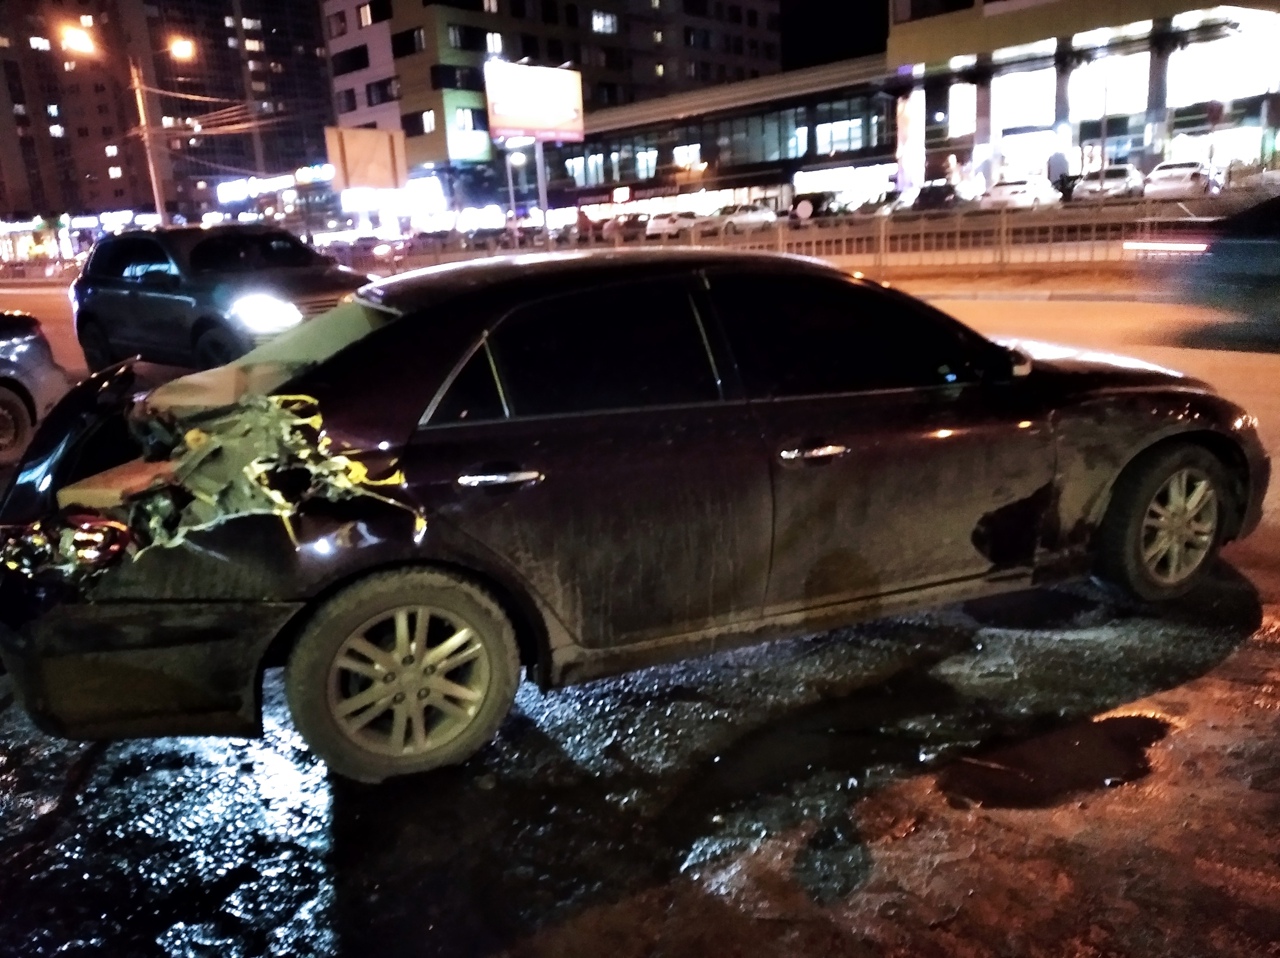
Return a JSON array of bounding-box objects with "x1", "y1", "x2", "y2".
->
[
  {"x1": 972, "y1": 55, "x2": 995, "y2": 190},
  {"x1": 1144, "y1": 18, "x2": 1174, "y2": 172}
]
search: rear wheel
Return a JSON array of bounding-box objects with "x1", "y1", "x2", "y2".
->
[
  {"x1": 285, "y1": 568, "x2": 521, "y2": 783},
  {"x1": 193, "y1": 326, "x2": 243, "y2": 369},
  {"x1": 0, "y1": 385, "x2": 32, "y2": 466},
  {"x1": 77, "y1": 318, "x2": 115, "y2": 373},
  {"x1": 1097, "y1": 444, "x2": 1232, "y2": 601}
]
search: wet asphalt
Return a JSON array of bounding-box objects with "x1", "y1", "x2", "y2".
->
[{"x1": 0, "y1": 565, "x2": 1274, "y2": 956}]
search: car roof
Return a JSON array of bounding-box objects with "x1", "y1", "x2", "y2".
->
[
  {"x1": 102, "y1": 224, "x2": 295, "y2": 257},
  {"x1": 360, "y1": 248, "x2": 843, "y2": 313}
]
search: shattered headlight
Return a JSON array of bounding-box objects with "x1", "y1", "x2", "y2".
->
[{"x1": 229, "y1": 294, "x2": 304, "y2": 335}]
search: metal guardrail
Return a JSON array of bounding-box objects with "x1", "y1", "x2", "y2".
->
[{"x1": 344, "y1": 192, "x2": 1260, "y2": 277}]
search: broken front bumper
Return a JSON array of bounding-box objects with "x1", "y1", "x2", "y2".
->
[{"x1": 0, "y1": 591, "x2": 304, "y2": 739}]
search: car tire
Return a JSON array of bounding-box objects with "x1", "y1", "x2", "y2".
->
[
  {"x1": 193, "y1": 327, "x2": 244, "y2": 370},
  {"x1": 77, "y1": 318, "x2": 116, "y2": 373},
  {"x1": 725, "y1": 222, "x2": 738, "y2": 235},
  {"x1": 0, "y1": 385, "x2": 32, "y2": 466},
  {"x1": 1096, "y1": 444, "x2": 1233, "y2": 602},
  {"x1": 285, "y1": 568, "x2": 522, "y2": 783}
]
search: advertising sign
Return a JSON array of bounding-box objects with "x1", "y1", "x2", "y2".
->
[{"x1": 484, "y1": 60, "x2": 584, "y2": 143}]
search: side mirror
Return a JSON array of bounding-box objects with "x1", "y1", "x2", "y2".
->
[{"x1": 1007, "y1": 346, "x2": 1033, "y2": 378}]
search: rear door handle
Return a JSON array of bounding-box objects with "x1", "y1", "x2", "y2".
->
[
  {"x1": 779, "y1": 444, "x2": 849, "y2": 463},
  {"x1": 457, "y1": 470, "x2": 545, "y2": 488}
]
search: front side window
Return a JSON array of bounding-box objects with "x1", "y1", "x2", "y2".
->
[
  {"x1": 706, "y1": 272, "x2": 982, "y2": 398},
  {"x1": 489, "y1": 278, "x2": 720, "y2": 417},
  {"x1": 121, "y1": 240, "x2": 177, "y2": 280}
]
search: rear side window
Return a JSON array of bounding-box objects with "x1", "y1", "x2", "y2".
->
[
  {"x1": 489, "y1": 277, "x2": 719, "y2": 417},
  {"x1": 427, "y1": 345, "x2": 507, "y2": 426}
]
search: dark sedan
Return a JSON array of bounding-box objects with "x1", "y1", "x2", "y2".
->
[
  {"x1": 0, "y1": 250, "x2": 1268, "y2": 782},
  {"x1": 70, "y1": 224, "x2": 370, "y2": 371}
]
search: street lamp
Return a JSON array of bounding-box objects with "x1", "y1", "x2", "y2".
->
[{"x1": 61, "y1": 24, "x2": 191, "y2": 227}]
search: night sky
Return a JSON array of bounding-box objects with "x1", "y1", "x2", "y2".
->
[{"x1": 781, "y1": 1, "x2": 890, "y2": 71}]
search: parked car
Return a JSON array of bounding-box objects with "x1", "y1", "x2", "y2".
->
[
  {"x1": 1076, "y1": 165, "x2": 1146, "y2": 199},
  {"x1": 70, "y1": 225, "x2": 372, "y2": 371},
  {"x1": 0, "y1": 312, "x2": 71, "y2": 466},
  {"x1": 979, "y1": 176, "x2": 1062, "y2": 211},
  {"x1": 697, "y1": 203, "x2": 779, "y2": 234},
  {"x1": 645, "y1": 211, "x2": 699, "y2": 238},
  {"x1": 1144, "y1": 161, "x2": 1221, "y2": 199},
  {"x1": 909, "y1": 182, "x2": 964, "y2": 212},
  {"x1": 0, "y1": 250, "x2": 1268, "y2": 782},
  {"x1": 601, "y1": 213, "x2": 651, "y2": 242}
]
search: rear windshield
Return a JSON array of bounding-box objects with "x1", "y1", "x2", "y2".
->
[
  {"x1": 1157, "y1": 162, "x2": 1200, "y2": 171},
  {"x1": 1083, "y1": 169, "x2": 1131, "y2": 181},
  {"x1": 996, "y1": 180, "x2": 1028, "y2": 187},
  {"x1": 189, "y1": 230, "x2": 321, "y2": 273}
]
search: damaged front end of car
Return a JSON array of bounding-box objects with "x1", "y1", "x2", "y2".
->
[{"x1": 0, "y1": 352, "x2": 426, "y2": 739}]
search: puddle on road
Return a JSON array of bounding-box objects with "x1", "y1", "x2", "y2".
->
[{"x1": 935, "y1": 715, "x2": 1172, "y2": 809}]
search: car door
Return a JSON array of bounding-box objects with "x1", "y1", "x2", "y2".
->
[
  {"x1": 703, "y1": 269, "x2": 1056, "y2": 617},
  {"x1": 399, "y1": 274, "x2": 774, "y2": 651},
  {"x1": 77, "y1": 238, "x2": 138, "y2": 352},
  {"x1": 119, "y1": 238, "x2": 189, "y2": 362}
]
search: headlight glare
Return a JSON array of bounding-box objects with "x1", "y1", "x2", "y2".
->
[{"x1": 229, "y1": 294, "x2": 303, "y2": 334}]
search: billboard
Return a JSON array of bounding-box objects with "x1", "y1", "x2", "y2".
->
[
  {"x1": 484, "y1": 61, "x2": 584, "y2": 143},
  {"x1": 325, "y1": 126, "x2": 409, "y2": 191}
]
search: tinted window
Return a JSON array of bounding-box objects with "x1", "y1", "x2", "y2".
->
[
  {"x1": 121, "y1": 239, "x2": 176, "y2": 280},
  {"x1": 490, "y1": 278, "x2": 719, "y2": 417},
  {"x1": 428, "y1": 345, "x2": 507, "y2": 426},
  {"x1": 189, "y1": 231, "x2": 319, "y2": 273},
  {"x1": 86, "y1": 239, "x2": 133, "y2": 279},
  {"x1": 707, "y1": 272, "x2": 979, "y2": 398}
]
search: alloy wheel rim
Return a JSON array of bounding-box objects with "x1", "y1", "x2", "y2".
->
[
  {"x1": 327, "y1": 605, "x2": 491, "y2": 758},
  {"x1": 1140, "y1": 467, "x2": 1219, "y2": 585}
]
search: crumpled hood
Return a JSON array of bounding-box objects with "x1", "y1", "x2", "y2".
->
[{"x1": 997, "y1": 338, "x2": 1209, "y2": 393}]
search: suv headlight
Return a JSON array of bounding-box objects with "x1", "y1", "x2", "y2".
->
[{"x1": 229, "y1": 294, "x2": 303, "y2": 334}]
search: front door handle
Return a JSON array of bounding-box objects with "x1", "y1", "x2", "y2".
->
[
  {"x1": 779, "y1": 444, "x2": 849, "y2": 463},
  {"x1": 457, "y1": 470, "x2": 545, "y2": 488}
]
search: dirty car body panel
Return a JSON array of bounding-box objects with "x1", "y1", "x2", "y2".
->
[{"x1": 0, "y1": 250, "x2": 1270, "y2": 742}]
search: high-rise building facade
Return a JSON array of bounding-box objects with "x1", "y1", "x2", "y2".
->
[
  {"x1": 0, "y1": 0, "x2": 332, "y2": 223},
  {"x1": 322, "y1": 0, "x2": 782, "y2": 184}
]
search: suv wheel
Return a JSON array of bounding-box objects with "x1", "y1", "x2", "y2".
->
[
  {"x1": 285, "y1": 568, "x2": 522, "y2": 783},
  {"x1": 193, "y1": 327, "x2": 243, "y2": 369},
  {"x1": 77, "y1": 318, "x2": 115, "y2": 373}
]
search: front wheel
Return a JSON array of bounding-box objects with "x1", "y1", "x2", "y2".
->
[
  {"x1": 0, "y1": 385, "x2": 32, "y2": 466},
  {"x1": 1096, "y1": 444, "x2": 1232, "y2": 601},
  {"x1": 285, "y1": 568, "x2": 521, "y2": 783},
  {"x1": 193, "y1": 326, "x2": 244, "y2": 369},
  {"x1": 77, "y1": 318, "x2": 116, "y2": 373}
]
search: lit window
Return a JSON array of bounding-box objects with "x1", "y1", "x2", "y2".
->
[
  {"x1": 47, "y1": 104, "x2": 58, "y2": 117},
  {"x1": 79, "y1": 15, "x2": 93, "y2": 27},
  {"x1": 105, "y1": 144, "x2": 118, "y2": 157},
  {"x1": 29, "y1": 36, "x2": 51, "y2": 51},
  {"x1": 0, "y1": 36, "x2": 10, "y2": 48},
  {"x1": 484, "y1": 0, "x2": 498, "y2": 11},
  {"x1": 455, "y1": 107, "x2": 486, "y2": 131},
  {"x1": 423, "y1": 109, "x2": 436, "y2": 132},
  {"x1": 486, "y1": 31, "x2": 503, "y2": 53},
  {"x1": 244, "y1": 38, "x2": 263, "y2": 52},
  {"x1": 655, "y1": 62, "x2": 664, "y2": 77},
  {"x1": 591, "y1": 11, "x2": 618, "y2": 33},
  {"x1": 108, "y1": 166, "x2": 122, "y2": 179},
  {"x1": 12, "y1": 104, "x2": 24, "y2": 116},
  {"x1": 227, "y1": 37, "x2": 239, "y2": 48},
  {"x1": 63, "y1": 60, "x2": 75, "y2": 71},
  {"x1": 673, "y1": 143, "x2": 700, "y2": 168},
  {"x1": 358, "y1": 3, "x2": 373, "y2": 28},
  {"x1": 251, "y1": 80, "x2": 266, "y2": 92},
  {"x1": 651, "y1": 0, "x2": 660, "y2": 7},
  {"x1": 196, "y1": 181, "x2": 207, "y2": 190},
  {"x1": 224, "y1": 16, "x2": 235, "y2": 27},
  {"x1": 161, "y1": 116, "x2": 175, "y2": 128},
  {"x1": 242, "y1": 18, "x2": 262, "y2": 30},
  {"x1": 49, "y1": 124, "x2": 64, "y2": 137},
  {"x1": 653, "y1": 29, "x2": 663, "y2": 43}
]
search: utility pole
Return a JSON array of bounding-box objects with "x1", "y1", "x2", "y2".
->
[{"x1": 130, "y1": 58, "x2": 169, "y2": 226}]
